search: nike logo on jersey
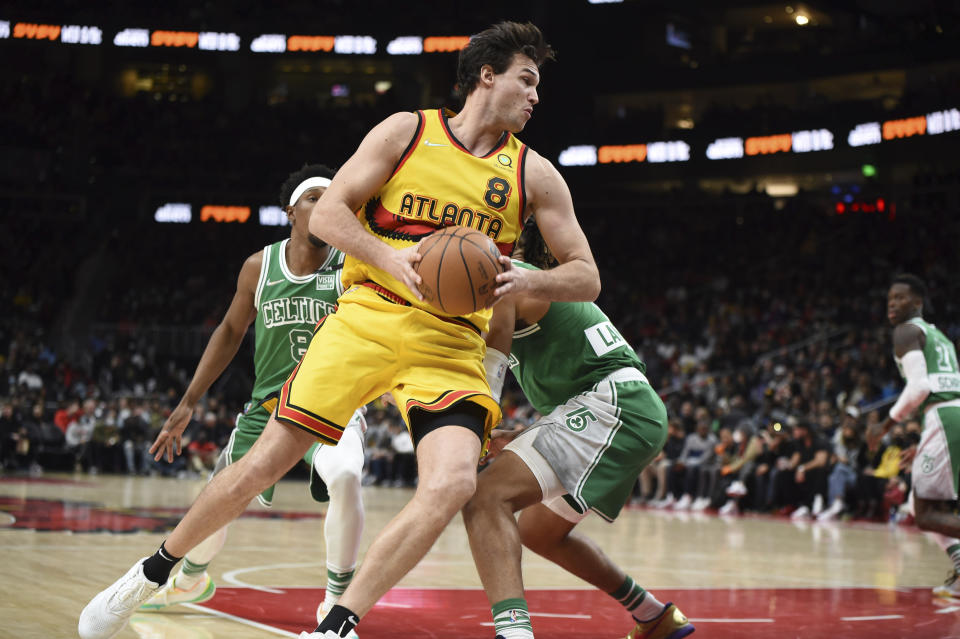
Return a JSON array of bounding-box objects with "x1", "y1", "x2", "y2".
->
[
  {"x1": 422, "y1": 140, "x2": 448, "y2": 147},
  {"x1": 265, "y1": 279, "x2": 285, "y2": 287}
]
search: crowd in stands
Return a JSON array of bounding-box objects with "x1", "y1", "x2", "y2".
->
[
  {"x1": 3, "y1": 18, "x2": 959, "y2": 517},
  {"x1": 3, "y1": 189, "x2": 958, "y2": 523}
]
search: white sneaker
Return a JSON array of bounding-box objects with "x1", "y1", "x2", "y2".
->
[
  {"x1": 719, "y1": 500, "x2": 739, "y2": 516},
  {"x1": 726, "y1": 480, "x2": 747, "y2": 497},
  {"x1": 79, "y1": 557, "x2": 161, "y2": 639},
  {"x1": 652, "y1": 494, "x2": 675, "y2": 509},
  {"x1": 673, "y1": 494, "x2": 692, "y2": 510},
  {"x1": 816, "y1": 499, "x2": 844, "y2": 522},
  {"x1": 316, "y1": 605, "x2": 360, "y2": 639},
  {"x1": 812, "y1": 494, "x2": 825, "y2": 516},
  {"x1": 791, "y1": 505, "x2": 811, "y2": 520},
  {"x1": 299, "y1": 633, "x2": 344, "y2": 639},
  {"x1": 139, "y1": 572, "x2": 216, "y2": 610},
  {"x1": 933, "y1": 570, "x2": 960, "y2": 599},
  {"x1": 692, "y1": 496, "x2": 710, "y2": 511}
]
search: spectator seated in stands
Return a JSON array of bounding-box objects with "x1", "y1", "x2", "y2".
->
[
  {"x1": 776, "y1": 421, "x2": 831, "y2": 519},
  {"x1": 717, "y1": 422, "x2": 763, "y2": 515},
  {"x1": 362, "y1": 408, "x2": 396, "y2": 486},
  {"x1": 818, "y1": 411, "x2": 863, "y2": 521},
  {"x1": 64, "y1": 399, "x2": 97, "y2": 473},
  {"x1": 640, "y1": 418, "x2": 685, "y2": 507},
  {"x1": 854, "y1": 424, "x2": 904, "y2": 521},
  {"x1": 671, "y1": 411, "x2": 718, "y2": 510},
  {"x1": 186, "y1": 423, "x2": 219, "y2": 476},
  {"x1": 753, "y1": 419, "x2": 794, "y2": 513}
]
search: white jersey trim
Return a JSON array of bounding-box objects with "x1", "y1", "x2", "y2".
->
[
  {"x1": 278, "y1": 238, "x2": 319, "y2": 284},
  {"x1": 514, "y1": 323, "x2": 541, "y2": 339},
  {"x1": 253, "y1": 244, "x2": 271, "y2": 310}
]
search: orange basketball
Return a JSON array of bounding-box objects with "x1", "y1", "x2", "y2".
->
[{"x1": 415, "y1": 226, "x2": 506, "y2": 316}]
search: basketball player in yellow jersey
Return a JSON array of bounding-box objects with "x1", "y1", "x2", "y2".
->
[{"x1": 79, "y1": 22, "x2": 599, "y2": 639}]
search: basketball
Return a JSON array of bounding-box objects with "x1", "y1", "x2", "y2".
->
[{"x1": 415, "y1": 226, "x2": 507, "y2": 315}]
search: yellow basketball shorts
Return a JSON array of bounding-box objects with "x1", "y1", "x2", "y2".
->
[{"x1": 276, "y1": 283, "x2": 501, "y2": 446}]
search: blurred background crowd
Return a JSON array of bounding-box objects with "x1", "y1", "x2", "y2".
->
[{"x1": 2, "y1": 0, "x2": 959, "y2": 523}]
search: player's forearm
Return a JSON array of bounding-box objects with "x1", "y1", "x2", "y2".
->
[
  {"x1": 524, "y1": 258, "x2": 600, "y2": 302},
  {"x1": 310, "y1": 201, "x2": 392, "y2": 270},
  {"x1": 888, "y1": 383, "x2": 930, "y2": 422},
  {"x1": 180, "y1": 323, "x2": 245, "y2": 406}
]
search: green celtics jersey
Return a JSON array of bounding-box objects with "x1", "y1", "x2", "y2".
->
[
  {"x1": 896, "y1": 317, "x2": 960, "y2": 410},
  {"x1": 507, "y1": 261, "x2": 645, "y2": 415},
  {"x1": 250, "y1": 239, "x2": 344, "y2": 402}
]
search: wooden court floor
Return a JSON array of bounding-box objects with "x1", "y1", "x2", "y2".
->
[{"x1": 1, "y1": 473, "x2": 958, "y2": 638}]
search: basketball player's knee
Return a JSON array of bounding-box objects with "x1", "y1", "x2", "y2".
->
[
  {"x1": 518, "y1": 519, "x2": 556, "y2": 556},
  {"x1": 227, "y1": 457, "x2": 278, "y2": 498},
  {"x1": 325, "y1": 463, "x2": 363, "y2": 498},
  {"x1": 419, "y1": 471, "x2": 477, "y2": 513}
]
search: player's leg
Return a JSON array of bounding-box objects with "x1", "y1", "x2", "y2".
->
[
  {"x1": 79, "y1": 416, "x2": 316, "y2": 639},
  {"x1": 311, "y1": 301, "x2": 497, "y2": 637},
  {"x1": 311, "y1": 412, "x2": 366, "y2": 625},
  {"x1": 462, "y1": 448, "x2": 544, "y2": 639},
  {"x1": 518, "y1": 504, "x2": 693, "y2": 639},
  {"x1": 912, "y1": 406, "x2": 960, "y2": 597},
  {"x1": 916, "y1": 497, "x2": 960, "y2": 597},
  {"x1": 314, "y1": 404, "x2": 486, "y2": 637},
  {"x1": 141, "y1": 414, "x2": 269, "y2": 611},
  {"x1": 525, "y1": 373, "x2": 693, "y2": 638}
]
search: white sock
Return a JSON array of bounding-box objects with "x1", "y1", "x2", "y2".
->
[
  {"x1": 632, "y1": 592, "x2": 666, "y2": 623},
  {"x1": 178, "y1": 525, "x2": 228, "y2": 588}
]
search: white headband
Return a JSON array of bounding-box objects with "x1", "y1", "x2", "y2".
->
[{"x1": 289, "y1": 177, "x2": 332, "y2": 206}]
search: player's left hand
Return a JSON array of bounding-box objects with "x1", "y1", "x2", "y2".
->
[{"x1": 492, "y1": 257, "x2": 529, "y2": 300}]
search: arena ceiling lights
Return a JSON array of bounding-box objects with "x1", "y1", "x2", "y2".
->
[
  {"x1": 561, "y1": 106, "x2": 958, "y2": 167},
  {"x1": 558, "y1": 141, "x2": 691, "y2": 167},
  {"x1": 7, "y1": 20, "x2": 102, "y2": 44},
  {"x1": 154, "y1": 203, "x2": 293, "y2": 225},
  {"x1": 0, "y1": 17, "x2": 470, "y2": 56}
]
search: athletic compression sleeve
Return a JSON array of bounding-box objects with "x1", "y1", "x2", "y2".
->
[
  {"x1": 483, "y1": 348, "x2": 509, "y2": 404},
  {"x1": 889, "y1": 349, "x2": 931, "y2": 422}
]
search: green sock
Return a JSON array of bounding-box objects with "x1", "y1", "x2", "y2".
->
[
  {"x1": 324, "y1": 567, "x2": 355, "y2": 605},
  {"x1": 175, "y1": 557, "x2": 209, "y2": 587},
  {"x1": 610, "y1": 576, "x2": 663, "y2": 622},
  {"x1": 948, "y1": 544, "x2": 960, "y2": 573},
  {"x1": 181, "y1": 558, "x2": 209, "y2": 576},
  {"x1": 491, "y1": 597, "x2": 533, "y2": 638}
]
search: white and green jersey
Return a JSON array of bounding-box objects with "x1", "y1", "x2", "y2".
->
[
  {"x1": 250, "y1": 239, "x2": 344, "y2": 403},
  {"x1": 896, "y1": 317, "x2": 960, "y2": 412},
  {"x1": 508, "y1": 261, "x2": 645, "y2": 415}
]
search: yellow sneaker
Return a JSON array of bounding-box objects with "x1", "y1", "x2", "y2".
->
[
  {"x1": 139, "y1": 573, "x2": 216, "y2": 610},
  {"x1": 625, "y1": 603, "x2": 695, "y2": 639},
  {"x1": 933, "y1": 570, "x2": 960, "y2": 599}
]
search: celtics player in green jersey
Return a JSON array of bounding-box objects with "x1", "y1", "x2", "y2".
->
[
  {"x1": 463, "y1": 222, "x2": 693, "y2": 639},
  {"x1": 141, "y1": 165, "x2": 366, "y2": 635},
  {"x1": 870, "y1": 274, "x2": 960, "y2": 599}
]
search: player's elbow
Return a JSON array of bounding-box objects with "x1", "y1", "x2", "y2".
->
[{"x1": 583, "y1": 265, "x2": 601, "y2": 301}]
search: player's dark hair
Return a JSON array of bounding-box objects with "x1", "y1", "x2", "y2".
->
[
  {"x1": 892, "y1": 273, "x2": 927, "y2": 299},
  {"x1": 517, "y1": 216, "x2": 557, "y2": 270},
  {"x1": 278, "y1": 163, "x2": 336, "y2": 208},
  {"x1": 456, "y1": 22, "x2": 555, "y2": 99}
]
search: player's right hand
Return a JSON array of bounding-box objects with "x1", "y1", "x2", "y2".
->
[
  {"x1": 482, "y1": 426, "x2": 524, "y2": 463},
  {"x1": 150, "y1": 404, "x2": 193, "y2": 462},
  {"x1": 384, "y1": 244, "x2": 423, "y2": 301}
]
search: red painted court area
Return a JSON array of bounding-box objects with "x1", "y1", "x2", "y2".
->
[{"x1": 198, "y1": 586, "x2": 960, "y2": 638}]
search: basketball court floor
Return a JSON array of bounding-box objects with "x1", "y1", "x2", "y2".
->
[{"x1": 2, "y1": 473, "x2": 958, "y2": 638}]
